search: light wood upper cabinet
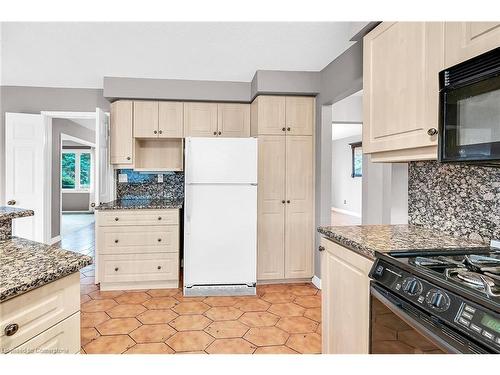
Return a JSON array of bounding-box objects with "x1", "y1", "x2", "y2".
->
[
  {"x1": 133, "y1": 101, "x2": 159, "y2": 138},
  {"x1": 363, "y1": 22, "x2": 444, "y2": 161},
  {"x1": 184, "y1": 102, "x2": 218, "y2": 137},
  {"x1": 217, "y1": 103, "x2": 250, "y2": 137},
  {"x1": 285, "y1": 97, "x2": 314, "y2": 136},
  {"x1": 110, "y1": 100, "x2": 133, "y2": 164},
  {"x1": 445, "y1": 22, "x2": 500, "y2": 68},
  {"x1": 251, "y1": 96, "x2": 286, "y2": 135},
  {"x1": 158, "y1": 102, "x2": 183, "y2": 138}
]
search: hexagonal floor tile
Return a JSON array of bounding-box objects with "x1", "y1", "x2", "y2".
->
[
  {"x1": 238, "y1": 312, "x2": 279, "y2": 327},
  {"x1": 304, "y1": 307, "x2": 321, "y2": 322},
  {"x1": 83, "y1": 335, "x2": 135, "y2": 354},
  {"x1": 81, "y1": 299, "x2": 117, "y2": 313},
  {"x1": 169, "y1": 315, "x2": 212, "y2": 331},
  {"x1": 254, "y1": 345, "x2": 298, "y2": 354},
  {"x1": 316, "y1": 323, "x2": 322, "y2": 334},
  {"x1": 268, "y1": 303, "x2": 305, "y2": 317},
  {"x1": 204, "y1": 320, "x2": 249, "y2": 338},
  {"x1": 243, "y1": 327, "x2": 289, "y2": 346},
  {"x1": 115, "y1": 292, "x2": 151, "y2": 305},
  {"x1": 261, "y1": 292, "x2": 296, "y2": 304},
  {"x1": 81, "y1": 312, "x2": 110, "y2": 328},
  {"x1": 81, "y1": 327, "x2": 100, "y2": 346},
  {"x1": 288, "y1": 284, "x2": 318, "y2": 296},
  {"x1": 80, "y1": 294, "x2": 91, "y2": 304},
  {"x1": 172, "y1": 301, "x2": 210, "y2": 315},
  {"x1": 142, "y1": 297, "x2": 178, "y2": 310},
  {"x1": 294, "y1": 295, "x2": 321, "y2": 308},
  {"x1": 137, "y1": 309, "x2": 178, "y2": 324},
  {"x1": 276, "y1": 317, "x2": 318, "y2": 334},
  {"x1": 286, "y1": 333, "x2": 321, "y2": 354},
  {"x1": 124, "y1": 343, "x2": 175, "y2": 354},
  {"x1": 88, "y1": 290, "x2": 124, "y2": 300},
  {"x1": 107, "y1": 304, "x2": 147, "y2": 318},
  {"x1": 203, "y1": 296, "x2": 239, "y2": 307},
  {"x1": 257, "y1": 284, "x2": 291, "y2": 294},
  {"x1": 96, "y1": 318, "x2": 142, "y2": 335},
  {"x1": 130, "y1": 324, "x2": 176, "y2": 343},
  {"x1": 205, "y1": 338, "x2": 256, "y2": 354},
  {"x1": 234, "y1": 298, "x2": 270, "y2": 312},
  {"x1": 166, "y1": 331, "x2": 214, "y2": 352},
  {"x1": 147, "y1": 288, "x2": 180, "y2": 298},
  {"x1": 205, "y1": 307, "x2": 243, "y2": 321}
]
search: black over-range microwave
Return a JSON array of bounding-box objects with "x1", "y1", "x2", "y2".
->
[{"x1": 439, "y1": 46, "x2": 500, "y2": 165}]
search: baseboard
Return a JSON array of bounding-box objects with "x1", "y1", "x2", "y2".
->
[
  {"x1": 50, "y1": 235, "x2": 61, "y2": 245},
  {"x1": 312, "y1": 275, "x2": 321, "y2": 290},
  {"x1": 331, "y1": 207, "x2": 361, "y2": 218}
]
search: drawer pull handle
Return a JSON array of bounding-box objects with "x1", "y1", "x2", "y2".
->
[
  {"x1": 114, "y1": 239, "x2": 119, "y2": 243},
  {"x1": 157, "y1": 238, "x2": 162, "y2": 242},
  {"x1": 158, "y1": 216, "x2": 162, "y2": 221},
  {"x1": 157, "y1": 266, "x2": 162, "y2": 270},
  {"x1": 114, "y1": 217, "x2": 119, "y2": 221},
  {"x1": 4, "y1": 323, "x2": 19, "y2": 336},
  {"x1": 114, "y1": 267, "x2": 119, "y2": 272},
  {"x1": 318, "y1": 245, "x2": 325, "y2": 252}
]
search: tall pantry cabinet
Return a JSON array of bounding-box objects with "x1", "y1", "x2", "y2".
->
[{"x1": 251, "y1": 95, "x2": 315, "y2": 280}]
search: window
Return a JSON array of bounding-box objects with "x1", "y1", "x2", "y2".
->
[
  {"x1": 350, "y1": 142, "x2": 362, "y2": 178},
  {"x1": 61, "y1": 149, "x2": 92, "y2": 191}
]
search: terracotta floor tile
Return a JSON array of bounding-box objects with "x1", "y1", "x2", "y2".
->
[
  {"x1": 172, "y1": 301, "x2": 210, "y2": 315},
  {"x1": 205, "y1": 306, "x2": 243, "y2": 321},
  {"x1": 115, "y1": 292, "x2": 151, "y2": 305},
  {"x1": 174, "y1": 293, "x2": 206, "y2": 303},
  {"x1": 204, "y1": 320, "x2": 249, "y2": 338},
  {"x1": 81, "y1": 327, "x2": 100, "y2": 346},
  {"x1": 288, "y1": 284, "x2": 318, "y2": 296},
  {"x1": 276, "y1": 317, "x2": 318, "y2": 334},
  {"x1": 81, "y1": 299, "x2": 118, "y2": 313},
  {"x1": 130, "y1": 324, "x2": 177, "y2": 343},
  {"x1": 96, "y1": 317, "x2": 142, "y2": 335},
  {"x1": 205, "y1": 338, "x2": 256, "y2": 354},
  {"x1": 316, "y1": 323, "x2": 322, "y2": 334},
  {"x1": 169, "y1": 315, "x2": 212, "y2": 331},
  {"x1": 304, "y1": 308, "x2": 321, "y2": 322},
  {"x1": 203, "y1": 296, "x2": 239, "y2": 307},
  {"x1": 80, "y1": 294, "x2": 91, "y2": 304},
  {"x1": 166, "y1": 331, "x2": 214, "y2": 352},
  {"x1": 261, "y1": 292, "x2": 296, "y2": 304},
  {"x1": 234, "y1": 298, "x2": 270, "y2": 312},
  {"x1": 243, "y1": 327, "x2": 289, "y2": 346},
  {"x1": 89, "y1": 290, "x2": 124, "y2": 300},
  {"x1": 107, "y1": 304, "x2": 147, "y2": 318},
  {"x1": 81, "y1": 312, "x2": 110, "y2": 328},
  {"x1": 175, "y1": 351, "x2": 207, "y2": 354},
  {"x1": 268, "y1": 303, "x2": 305, "y2": 317},
  {"x1": 238, "y1": 312, "x2": 279, "y2": 327},
  {"x1": 147, "y1": 288, "x2": 180, "y2": 298},
  {"x1": 84, "y1": 335, "x2": 135, "y2": 354},
  {"x1": 137, "y1": 309, "x2": 178, "y2": 325},
  {"x1": 286, "y1": 333, "x2": 321, "y2": 354},
  {"x1": 257, "y1": 284, "x2": 291, "y2": 293},
  {"x1": 124, "y1": 343, "x2": 175, "y2": 354},
  {"x1": 80, "y1": 284, "x2": 99, "y2": 295},
  {"x1": 294, "y1": 295, "x2": 321, "y2": 308},
  {"x1": 142, "y1": 297, "x2": 178, "y2": 310},
  {"x1": 254, "y1": 346, "x2": 298, "y2": 354}
]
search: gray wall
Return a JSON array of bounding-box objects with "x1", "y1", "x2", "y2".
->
[{"x1": 62, "y1": 192, "x2": 90, "y2": 212}]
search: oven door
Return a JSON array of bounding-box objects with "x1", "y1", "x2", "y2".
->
[{"x1": 370, "y1": 283, "x2": 487, "y2": 354}]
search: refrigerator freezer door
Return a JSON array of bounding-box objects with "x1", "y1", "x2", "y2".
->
[
  {"x1": 185, "y1": 137, "x2": 257, "y2": 184},
  {"x1": 184, "y1": 184, "x2": 257, "y2": 287}
]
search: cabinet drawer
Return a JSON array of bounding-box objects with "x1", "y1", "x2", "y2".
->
[
  {"x1": 9, "y1": 312, "x2": 80, "y2": 354},
  {"x1": 98, "y1": 225, "x2": 179, "y2": 254},
  {"x1": 100, "y1": 253, "x2": 179, "y2": 284},
  {"x1": 0, "y1": 273, "x2": 80, "y2": 353},
  {"x1": 97, "y1": 209, "x2": 179, "y2": 226}
]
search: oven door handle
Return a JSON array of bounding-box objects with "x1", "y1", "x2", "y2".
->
[{"x1": 371, "y1": 286, "x2": 464, "y2": 354}]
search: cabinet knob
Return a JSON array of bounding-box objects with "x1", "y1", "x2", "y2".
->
[
  {"x1": 213, "y1": 131, "x2": 217, "y2": 136},
  {"x1": 114, "y1": 239, "x2": 119, "y2": 243},
  {"x1": 157, "y1": 266, "x2": 162, "y2": 270},
  {"x1": 4, "y1": 323, "x2": 19, "y2": 336},
  {"x1": 286, "y1": 200, "x2": 290, "y2": 204},
  {"x1": 282, "y1": 127, "x2": 286, "y2": 132},
  {"x1": 114, "y1": 217, "x2": 119, "y2": 221},
  {"x1": 282, "y1": 200, "x2": 286, "y2": 204},
  {"x1": 154, "y1": 130, "x2": 158, "y2": 134},
  {"x1": 318, "y1": 245, "x2": 325, "y2": 252},
  {"x1": 90, "y1": 202, "x2": 96, "y2": 208},
  {"x1": 157, "y1": 238, "x2": 162, "y2": 242},
  {"x1": 7, "y1": 199, "x2": 16, "y2": 206},
  {"x1": 158, "y1": 216, "x2": 162, "y2": 221},
  {"x1": 427, "y1": 128, "x2": 438, "y2": 136},
  {"x1": 287, "y1": 127, "x2": 291, "y2": 131},
  {"x1": 126, "y1": 156, "x2": 131, "y2": 161},
  {"x1": 114, "y1": 267, "x2": 119, "y2": 272},
  {"x1": 218, "y1": 131, "x2": 222, "y2": 135},
  {"x1": 158, "y1": 130, "x2": 163, "y2": 134}
]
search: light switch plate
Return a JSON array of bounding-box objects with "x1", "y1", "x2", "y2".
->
[
  {"x1": 118, "y1": 173, "x2": 128, "y2": 183},
  {"x1": 157, "y1": 174, "x2": 164, "y2": 183}
]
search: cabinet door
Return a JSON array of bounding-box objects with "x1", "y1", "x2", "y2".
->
[
  {"x1": 321, "y1": 239, "x2": 373, "y2": 354},
  {"x1": 285, "y1": 97, "x2": 314, "y2": 136},
  {"x1": 133, "y1": 101, "x2": 159, "y2": 138},
  {"x1": 255, "y1": 96, "x2": 286, "y2": 135},
  {"x1": 110, "y1": 100, "x2": 133, "y2": 164},
  {"x1": 217, "y1": 103, "x2": 250, "y2": 137},
  {"x1": 445, "y1": 22, "x2": 500, "y2": 68},
  {"x1": 257, "y1": 136, "x2": 286, "y2": 280},
  {"x1": 363, "y1": 22, "x2": 444, "y2": 155},
  {"x1": 284, "y1": 136, "x2": 313, "y2": 279},
  {"x1": 184, "y1": 102, "x2": 218, "y2": 137},
  {"x1": 158, "y1": 102, "x2": 183, "y2": 138}
]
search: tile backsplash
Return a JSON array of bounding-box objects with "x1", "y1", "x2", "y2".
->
[
  {"x1": 408, "y1": 161, "x2": 500, "y2": 243},
  {"x1": 116, "y1": 169, "x2": 184, "y2": 201}
]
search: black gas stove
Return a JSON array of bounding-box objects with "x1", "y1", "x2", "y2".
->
[{"x1": 369, "y1": 248, "x2": 500, "y2": 354}]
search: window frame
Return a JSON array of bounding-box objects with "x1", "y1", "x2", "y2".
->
[
  {"x1": 349, "y1": 141, "x2": 363, "y2": 178},
  {"x1": 61, "y1": 148, "x2": 94, "y2": 192}
]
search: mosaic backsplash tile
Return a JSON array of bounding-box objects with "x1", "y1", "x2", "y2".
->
[
  {"x1": 116, "y1": 169, "x2": 184, "y2": 201},
  {"x1": 408, "y1": 161, "x2": 500, "y2": 243}
]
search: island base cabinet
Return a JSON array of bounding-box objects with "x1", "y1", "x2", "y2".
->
[{"x1": 321, "y1": 238, "x2": 373, "y2": 354}]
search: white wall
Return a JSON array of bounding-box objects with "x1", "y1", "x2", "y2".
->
[
  {"x1": 331, "y1": 134, "x2": 362, "y2": 216},
  {"x1": 331, "y1": 93, "x2": 363, "y2": 123}
]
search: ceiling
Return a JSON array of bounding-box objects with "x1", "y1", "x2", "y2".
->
[
  {"x1": 0, "y1": 22, "x2": 356, "y2": 88},
  {"x1": 332, "y1": 123, "x2": 362, "y2": 141}
]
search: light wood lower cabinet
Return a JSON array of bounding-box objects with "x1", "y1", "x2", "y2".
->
[{"x1": 320, "y1": 238, "x2": 373, "y2": 354}]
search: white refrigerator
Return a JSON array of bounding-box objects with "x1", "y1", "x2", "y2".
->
[{"x1": 183, "y1": 137, "x2": 257, "y2": 296}]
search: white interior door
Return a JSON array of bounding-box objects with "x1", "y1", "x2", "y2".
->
[
  {"x1": 94, "y1": 108, "x2": 113, "y2": 207},
  {"x1": 5, "y1": 113, "x2": 50, "y2": 242}
]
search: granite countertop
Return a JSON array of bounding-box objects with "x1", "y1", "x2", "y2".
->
[
  {"x1": 0, "y1": 206, "x2": 34, "y2": 221},
  {"x1": 317, "y1": 224, "x2": 490, "y2": 260},
  {"x1": 0, "y1": 237, "x2": 92, "y2": 302},
  {"x1": 96, "y1": 198, "x2": 183, "y2": 210}
]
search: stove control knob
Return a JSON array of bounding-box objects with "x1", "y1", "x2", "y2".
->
[
  {"x1": 425, "y1": 289, "x2": 450, "y2": 312},
  {"x1": 403, "y1": 277, "x2": 422, "y2": 296}
]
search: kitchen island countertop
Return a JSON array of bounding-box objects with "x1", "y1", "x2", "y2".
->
[
  {"x1": 95, "y1": 198, "x2": 183, "y2": 210},
  {"x1": 0, "y1": 206, "x2": 34, "y2": 221}
]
